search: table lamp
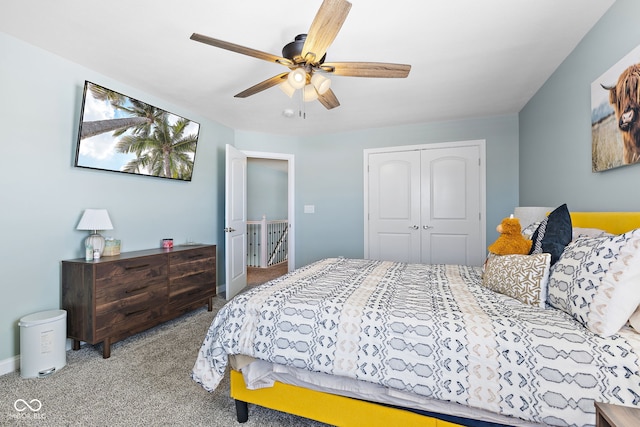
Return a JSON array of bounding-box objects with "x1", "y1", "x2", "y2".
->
[{"x1": 77, "y1": 209, "x2": 113, "y2": 256}]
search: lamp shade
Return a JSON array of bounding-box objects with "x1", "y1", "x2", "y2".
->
[
  {"x1": 77, "y1": 209, "x2": 113, "y2": 231},
  {"x1": 311, "y1": 73, "x2": 331, "y2": 95},
  {"x1": 287, "y1": 68, "x2": 307, "y2": 90},
  {"x1": 279, "y1": 80, "x2": 296, "y2": 98},
  {"x1": 303, "y1": 84, "x2": 318, "y2": 102}
]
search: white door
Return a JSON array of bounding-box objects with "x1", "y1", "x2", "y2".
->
[
  {"x1": 225, "y1": 144, "x2": 247, "y2": 300},
  {"x1": 367, "y1": 150, "x2": 421, "y2": 263},
  {"x1": 420, "y1": 146, "x2": 482, "y2": 265},
  {"x1": 366, "y1": 142, "x2": 484, "y2": 266}
]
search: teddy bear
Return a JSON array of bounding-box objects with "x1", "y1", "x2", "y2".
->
[{"x1": 487, "y1": 215, "x2": 532, "y2": 255}]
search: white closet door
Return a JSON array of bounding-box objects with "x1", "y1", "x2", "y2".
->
[
  {"x1": 366, "y1": 142, "x2": 484, "y2": 266},
  {"x1": 367, "y1": 150, "x2": 421, "y2": 263},
  {"x1": 420, "y1": 145, "x2": 482, "y2": 265}
]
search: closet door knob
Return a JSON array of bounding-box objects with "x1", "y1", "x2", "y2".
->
[
  {"x1": 409, "y1": 225, "x2": 419, "y2": 230},
  {"x1": 423, "y1": 225, "x2": 433, "y2": 230}
]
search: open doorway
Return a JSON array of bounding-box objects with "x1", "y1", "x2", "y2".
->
[{"x1": 244, "y1": 152, "x2": 295, "y2": 287}]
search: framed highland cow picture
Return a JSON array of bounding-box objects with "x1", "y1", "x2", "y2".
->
[{"x1": 591, "y1": 45, "x2": 640, "y2": 172}]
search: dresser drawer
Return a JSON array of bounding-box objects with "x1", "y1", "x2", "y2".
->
[
  {"x1": 169, "y1": 270, "x2": 215, "y2": 307},
  {"x1": 95, "y1": 289, "x2": 167, "y2": 339},
  {"x1": 169, "y1": 246, "x2": 215, "y2": 308},
  {"x1": 95, "y1": 255, "x2": 166, "y2": 285},
  {"x1": 95, "y1": 255, "x2": 167, "y2": 302},
  {"x1": 94, "y1": 255, "x2": 168, "y2": 339},
  {"x1": 169, "y1": 246, "x2": 215, "y2": 268}
]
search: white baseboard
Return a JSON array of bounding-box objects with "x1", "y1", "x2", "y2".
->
[{"x1": 0, "y1": 355, "x2": 19, "y2": 376}]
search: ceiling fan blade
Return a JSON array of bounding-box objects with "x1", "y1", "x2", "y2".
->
[
  {"x1": 190, "y1": 33, "x2": 293, "y2": 66},
  {"x1": 321, "y1": 62, "x2": 411, "y2": 78},
  {"x1": 318, "y1": 89, "x2": 340, "y2": 110},
  {"x1": 234, "y1": 73, "x2": 289, "y2": 98},
  {"x1": 301, "y1": 0, "x2": 352, "y2": 64}
]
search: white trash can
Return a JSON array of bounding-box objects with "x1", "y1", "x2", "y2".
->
[{"x1": 18, "y1": 310, "x2": 67, "y2": 378}]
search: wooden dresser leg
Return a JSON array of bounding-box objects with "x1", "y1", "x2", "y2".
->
[
  {"x1": 102, "y1": 338, "x2": 111, "y2": 359},
  {"x1": 235, "y1": 400, "x2": 248, "y2": 423},
  {"x1": 72, "y1": 339, "x2": 81, "y2": 351},
  {"x1": 208, "y1": 296, "x2": 213, "y2": 311}
]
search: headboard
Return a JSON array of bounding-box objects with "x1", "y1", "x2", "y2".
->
[{"x1": 570, "y1": 212, "x2": 640, "y2": 235}]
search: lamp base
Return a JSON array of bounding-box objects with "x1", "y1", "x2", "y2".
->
[{"x1": 85, "y1": 232, "x2": 105, "y2": 256}]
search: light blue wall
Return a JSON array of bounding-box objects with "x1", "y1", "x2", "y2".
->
[
  {"x1": 247, "y1": 159, "x2": 288, "y2": 221},
  {"x1": 0, "y1": 32, "x2": 231, "y2": 361},
  {"x1": 520, "y1": 0, "x2": 640, "y2": 210},
  {"x1": 237, "y1": 114, "x2": 519, "y2": 268},
  {"x1": 0, "y1": 24, "x2": 547, "y2": 363}
]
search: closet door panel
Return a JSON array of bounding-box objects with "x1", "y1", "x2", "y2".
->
[
  {"x1": 421, "y1": 146, "x2": 482, "y2": 265},
  {"x1": 368, "y1": 151, "x2": 421, "y2": 263}
]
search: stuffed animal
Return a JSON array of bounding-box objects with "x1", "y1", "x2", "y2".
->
[{"x1": 488, "y1": 215, "x2": 532, "y2": 255}]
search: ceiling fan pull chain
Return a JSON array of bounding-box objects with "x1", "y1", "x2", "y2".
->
[{"x1": 298, "y1": 88, "x2": 306, "y2": 119}]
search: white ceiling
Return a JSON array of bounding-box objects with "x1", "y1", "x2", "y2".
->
[{"x1": 2, "y1": 0, "x2": 615, "y2": 136}]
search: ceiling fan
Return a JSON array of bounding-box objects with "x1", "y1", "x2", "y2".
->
[{"x1": 190, "y1": 0, "x2": 411, "y2": 110}]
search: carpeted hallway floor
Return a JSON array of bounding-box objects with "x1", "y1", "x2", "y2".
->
[{"x1": 247, "y1": 262, "x2": 288, "y2": 286}]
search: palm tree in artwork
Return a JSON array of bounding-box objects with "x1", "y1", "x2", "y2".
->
[
  {"x1": 116, "y1": 116, "x2": 197, "y2": 180},
  {"x1": 79, "y1": 83, "x2": 165, "y2": 139}
]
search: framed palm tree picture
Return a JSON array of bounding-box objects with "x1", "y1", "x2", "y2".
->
[{"x1": 75, "y1": 81, "x2": 200, "y2": 181}]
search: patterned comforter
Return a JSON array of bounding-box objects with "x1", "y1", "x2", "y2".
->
[{"x1": 192, "y1": 258, "x2": 640, "y2": 426}]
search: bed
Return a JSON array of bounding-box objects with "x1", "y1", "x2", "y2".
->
[{"x1": 192, "y1": 210, "x2": 640, "y2": 427}]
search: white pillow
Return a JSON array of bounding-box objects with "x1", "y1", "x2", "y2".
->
[
  {"x1": 629, "y1": 306, "x2": 640, "y2": 332},
  {"x1": 548, "y1": 228, "x2": 640, "y2": 337},
  {"x1": 572, "y1": 227, "x2": 613, "y2": 240},
  {"x1": 522, "y1": 221, "x2": 540, "y2": 239}
]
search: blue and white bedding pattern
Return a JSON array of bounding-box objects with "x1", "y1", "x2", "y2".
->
[{"x1": 192, "y1": 258, "x2": 640, "y2": 426}]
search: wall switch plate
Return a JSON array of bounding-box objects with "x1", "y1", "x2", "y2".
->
[{"x1": 304, "y1": 205, "x2": 315, "y2": 214}]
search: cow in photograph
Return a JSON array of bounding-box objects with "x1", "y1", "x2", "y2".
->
[{"x1": 602, "y1": 63, "x2": 640, "y2": 165}]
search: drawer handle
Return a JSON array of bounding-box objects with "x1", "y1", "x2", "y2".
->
[
  {"x1": 187, "y1": 254, "x2": 205, "y2": 260},
  {"x1": 125, "y1": 263, "x2": 150, "y2": 270},
  {"x1": 125, "y1": 308, "x2": 148, "y2": 316},
  {"x1": 125, "y1": 285, "x2": 149, "y2": 294}
]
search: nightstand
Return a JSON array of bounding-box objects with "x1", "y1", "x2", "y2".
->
[{"x1": 595, "y1": 402, "x2": 640, "y2": 427}]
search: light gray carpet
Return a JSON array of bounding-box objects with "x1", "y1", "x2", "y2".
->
[{"x1": 0, "y1": 295, "x2": 329, "y2": 426}]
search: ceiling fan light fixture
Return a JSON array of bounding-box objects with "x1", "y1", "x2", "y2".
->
[
  {"x1": 311, "y1": 73, "x2": 331, "y2": 95},
  {"x1": 190, "y1": 0, "x2": 410, "y2": 112},
  {"x1": 279, "y1": 80, "x2": 296, "y2": 98},
  {"x1": 288, "y1": 68, "x2": 307, "y2": 90},
  {"x1": 303, "y1": 84, "x2": 319, "y2": 102}
]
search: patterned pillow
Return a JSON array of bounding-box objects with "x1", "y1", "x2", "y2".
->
[
  {"x1": 482, "y1": 253, "x2": 551, "y2": 308},
  {"x1": 522, "y1": 221, "x2": 541, "y2": 239},
  {"x1": 547, "y1": 228, "x2": 640, "y2": 337},
  {"x1": 529, "y1": 204, "x2": 572, "y2": 266},
  {"x1": 572, "y1": 227, "x2": 613, "y2": 240}
]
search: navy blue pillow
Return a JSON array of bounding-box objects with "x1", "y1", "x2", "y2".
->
[{"x1": 529, "y1": 204, "x2": 572, "y2": 265}]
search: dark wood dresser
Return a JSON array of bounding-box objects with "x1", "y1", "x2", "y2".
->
[{"x1": 62, "y1": 244, "x2": 216, "y2": 358}]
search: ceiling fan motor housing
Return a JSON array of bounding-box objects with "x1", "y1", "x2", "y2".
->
[{"x1": 282, "y1": 34, "x2": 326, "y2": 64}]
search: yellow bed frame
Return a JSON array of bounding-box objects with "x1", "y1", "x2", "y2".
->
[{"x1": 230, "y1": 212, "x2": 640, "y2": 427}]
